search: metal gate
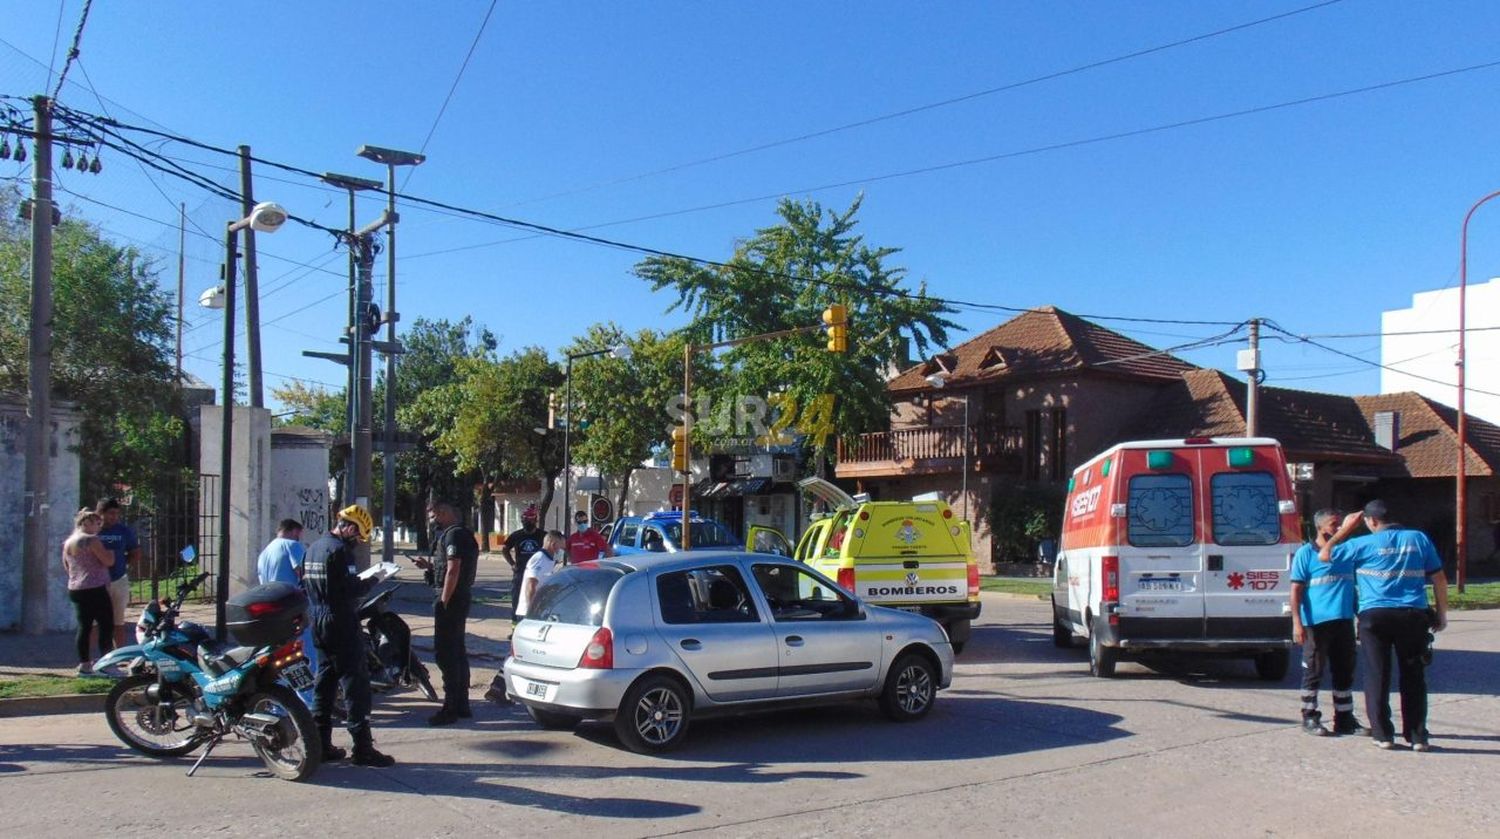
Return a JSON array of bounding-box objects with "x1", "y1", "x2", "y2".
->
[{"x1": 124, "y1": 474, "x2": 218, "y2": 605}]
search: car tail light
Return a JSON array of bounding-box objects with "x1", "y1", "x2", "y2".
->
[
  {"x1": 967, "y1": 563, "x2": 980, "y2": 599},
  {"x1": 837, "y1": 567, "x2": 856, "y2": 595},
  {"x1": 578, "y1": 627, "x2": 614, "y2": 670},
  {"x1": 1102, "y1": 555, "x2": 1119, "y2": 604}
]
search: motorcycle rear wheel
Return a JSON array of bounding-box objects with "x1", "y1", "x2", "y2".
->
[
  {"x1": 246, "y1": 684, "x2": 321, "y2": 782},
  {"x1": 105, "y1": 674, "x2": 205, "y2": 758}
]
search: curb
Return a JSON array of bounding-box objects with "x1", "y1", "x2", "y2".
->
[{"x1": 0, "y1": 692, "x2": 105, "y2": 718}]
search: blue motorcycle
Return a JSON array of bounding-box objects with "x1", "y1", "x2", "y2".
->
[{"x1": 94, "y1": 571, "x2": 321, "y2": 781}]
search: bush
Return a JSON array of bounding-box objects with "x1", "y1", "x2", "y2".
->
[{"x1": 989, "y1": 485, "x2": 1065, "y2": 564}]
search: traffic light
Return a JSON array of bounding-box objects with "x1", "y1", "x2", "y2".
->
[
  {"x1": 822, "y1": 304, "x2": 848, "y2": 353},
  {"x1": 670, "y1": 426, "x2": 690, "y2": 473}
]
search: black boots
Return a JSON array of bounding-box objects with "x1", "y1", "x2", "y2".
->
[
  {"x1": 317, "y1": 725, "x2": 348, "y2": 761},
  {"x1": 352, "y1": 732, "x2": 395, "y2": 767}
]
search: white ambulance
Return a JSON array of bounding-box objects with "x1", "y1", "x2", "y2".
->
[{"x1": 1050, "y1": 437, "x2": 1298, "y2": 679}]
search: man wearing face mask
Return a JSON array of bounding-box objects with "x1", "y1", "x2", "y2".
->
[{"x1": 565, "y1": 510, "x2": 612, "y2": 563}]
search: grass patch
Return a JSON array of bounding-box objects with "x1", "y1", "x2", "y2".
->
[
  {"x1": 0, "y1": 675, "x2": 114, "y2": 699},
  {"x1": 1441, "y1": 582, "x2": 1500, "y2": 611},
  {"x1": 981, "y1": 577, "x2": 1051, "y2": 598},
  {"x1": 130, "y1": 569, "x2": 210, "y2": 605}
]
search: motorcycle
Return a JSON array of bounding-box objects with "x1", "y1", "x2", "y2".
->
[
  {"x1": 356, "y1": 562, "x2": 439, "y2": 703},
  {"x1": 94, "y1": 569, "x2": 321, "y2": 782}
]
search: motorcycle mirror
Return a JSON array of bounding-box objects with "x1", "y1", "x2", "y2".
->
[{"x1": 179, "y1": 545, "x2": 198, "y2": 565}]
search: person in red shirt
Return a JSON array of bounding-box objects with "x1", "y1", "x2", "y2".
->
[{"x1": 565, "y1": 511, "x2": 612, "y2": 563}]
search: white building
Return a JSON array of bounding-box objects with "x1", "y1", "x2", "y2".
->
[{"x1": 1381, "y1": 277, "x2": 1500, "y2": 424}]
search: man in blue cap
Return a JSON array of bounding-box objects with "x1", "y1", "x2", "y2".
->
[{"x1": 1321, "y1": 499, "x2": 1449, "y2": 751}]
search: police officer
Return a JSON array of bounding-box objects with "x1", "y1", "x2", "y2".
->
[
  {"x1": 304, "y1": 505, "x2": 394, "y2": 767},
  {"x1": 415, "y1": 501, "x2": 478, "y2": 726},
  {"x1": 1321, "y1": 499, "x2": 1449, "y2": 751}
]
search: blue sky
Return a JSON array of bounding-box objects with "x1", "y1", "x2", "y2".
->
[{"x1": 5, "y1": 0, "x2": 1500, "y2": 407}]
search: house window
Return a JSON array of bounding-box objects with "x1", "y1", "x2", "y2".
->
[
  {"x1": 1050, "y1": 408, "x2": 1068, "y2": 480},
  {"x1": 1025, "y1": 410, "x2": 1042, "y2": 481}
]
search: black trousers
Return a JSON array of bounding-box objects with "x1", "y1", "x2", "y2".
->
[
  {"x1": 510, "y1": 565, "x2": 526, "y2": 621},
  {"x1": 68, "y1": 586, "x2": 114, "y2": 662},
  {"x1": 1300, "y1": 619, "x2": 1357, "y2": 722},
  {"x1": 311, "y1": 612, "x2": 373, "y2": 743},
  {"x1": 1358, "y1": 607, "x2": 1431, "y2": 743},
  {"x1": 433, "y1": 595, "x2": 471, "y2": 712}
]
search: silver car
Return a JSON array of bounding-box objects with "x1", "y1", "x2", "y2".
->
[{"x1": 502, "y1": 551, "x2": 955, "y2": 753}]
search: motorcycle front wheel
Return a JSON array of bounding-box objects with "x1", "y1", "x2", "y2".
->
[
  {"x1": 246, "y1": 684, "x2": 320, "y2": 782},
  {"x1": 105, "y1": 674, "x2": 205, "y2": 758}
]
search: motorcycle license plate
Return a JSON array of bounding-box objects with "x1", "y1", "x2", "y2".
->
[{"x1": 282, "y1": 660, "x2": 314, "y2": 691}]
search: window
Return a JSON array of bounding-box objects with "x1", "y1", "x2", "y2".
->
[
  {"x1": 1211, "y1": 472, "x2": 1280, "y2": 546},
  {"x1": 660, "y1": 520, "x2": 738, "y2": 549},
  {"x1": 1025, "y1": 410, "x2": 1043, "y2": 481},
  {"x1": 1049, "y1": 408, "x2": 1068, "y2": 480},
  {"x1": 1127, "y1": 473, "x2": 1194, "y2": 547},
  {"x1": 528, "y1": 566, "x2": 623, "y2": 627},
  {"x1": 751, "y1": 563, "x2": 859, "y2": 621},
  {"x1": 656, "y1": 566, "x2": 758, "y2": 624},
  {"x1": 617, "y1": 521, "x2": 640, "y2": 548}
]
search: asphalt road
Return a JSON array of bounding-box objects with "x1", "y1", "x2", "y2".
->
[{"x1": 2, "y1": 595, "x2": 1496, "y2": 838}]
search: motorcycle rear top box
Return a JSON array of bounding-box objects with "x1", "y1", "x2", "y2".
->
[{"x1": 226, "y1": 582, "x2": 308, "y2": 646}]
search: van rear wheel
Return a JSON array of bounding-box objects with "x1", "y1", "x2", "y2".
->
[
  {"x1": 1088, "y1": 620, "x2": 1118, "y2": 678},
  {"x1": 1254, "y1": 649, "x2": 1290, "y2": 681}
]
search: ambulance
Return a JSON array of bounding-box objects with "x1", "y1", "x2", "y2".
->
[
  {"x1": 1050, "y1": 437, "x2": 1298, "y2": 679},
  {"x1": 746, "y1": 478, "x2": 982, "y2": 652}
]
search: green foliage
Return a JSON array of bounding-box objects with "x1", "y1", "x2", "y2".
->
[
  {"x1": 0, "y1": 188, "x2": 183, "y2": 500},
  {"x1": 988, "y1": 484, "x2": 1065, "y2": 564},
  {"x1": 634, "y1": 195, "x2": 957, "y2": 462}
]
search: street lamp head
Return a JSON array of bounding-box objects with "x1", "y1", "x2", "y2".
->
[
  {"x1": 609, "y1": 344, "x2": 632, "y2": 361},
  {"x1": 247, "y1": 202, "x2": 288, "y2": 233},
  {"x1": 321, "y1": 171, "x2": 385, "y2": 192},
  {"x1": 356, "y1": 145, "x2": 425, "y2": 167},
  {"x1": 925, "y1": 372, "x2": 947, "y2": 389},
  {"x1": 198, "y1": 284, "x2": 226, "y2": 310}
]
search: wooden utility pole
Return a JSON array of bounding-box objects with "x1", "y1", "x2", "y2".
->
[
  {"x1": 21, "y1": 95, "x2": 55, "y2": 634},
  {"x1": 238, "y1": 146, "x2": 263, "y2": 407}
]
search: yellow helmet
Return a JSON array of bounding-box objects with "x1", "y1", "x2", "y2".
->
[{"x1": 337, "y1": 505, "x2": 373, "y2": 542}]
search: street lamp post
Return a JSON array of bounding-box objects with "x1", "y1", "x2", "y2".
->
[
  {"x1": 204, "y1": 201, "x2": 288, "y2": 641},
  {"x1": 1455, "y1": 189, "x2": 1500, "y2": 593},
  {"x1": 563, "y1": 345, "x2": 630, "y2": 529},
  {"x1": 357, "y1": 145, "x2": 423, "y2": 564},
  {"x1": 926, "y1": 373, "x2": 970, "y2": 520}
]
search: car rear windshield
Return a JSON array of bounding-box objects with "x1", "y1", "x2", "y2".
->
[
  {"x1": 1211, "y1": 471, "x2": 1281, "y2": 546},
  {"x1": 527, "y1": 566, "x2": 623, "y2": 627},
  {"x1": 1127, "y1": 473, "x2": 1194, "y2": 547}
]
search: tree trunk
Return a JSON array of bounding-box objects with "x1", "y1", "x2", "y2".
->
[
  {"x1": 477, "y1": 470, "x2": 492, "y2": 552},
  {"x1": 613, "y1": 467, "x2": 635, "y2": 521},
  {"x1": 537, "y1": 468, "x2": 558, "y2": 530}
]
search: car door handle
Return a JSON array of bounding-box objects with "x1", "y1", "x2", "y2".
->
[
  {"x1": 784, "y1": 635, "x2": 804, "y2": 647},
  {"x1": 679, "y1": 639, "x2": 701, "y2": 650}
]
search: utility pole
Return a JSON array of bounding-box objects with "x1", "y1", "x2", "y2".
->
[
  {"x1": 21, "y1": 95, "x2": 54, "y2": 635},
  {"x1": 176, "y1": 202, "x2": 185, "y2": 379},
  {"x1": 381, "y1": 168, "x2": 399, "y2": 565},
  {"x1": 351, "y1": 234, "x2": 376, "y2": 562},
  {"x1": 238, "y1": 146, "x2": 263, "y2": 408},
  {"x1": 1241, "y1": 318, "x2": 1262, "y2": 437}
]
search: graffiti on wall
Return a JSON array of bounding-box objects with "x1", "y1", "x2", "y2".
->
[{"x1": 296, "y1": 486, "x2": 327, "y2": 535}]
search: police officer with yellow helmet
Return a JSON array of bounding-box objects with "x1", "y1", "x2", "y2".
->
[{"x1": 303, "y1": 504, "x2": 394, "y2": 767}]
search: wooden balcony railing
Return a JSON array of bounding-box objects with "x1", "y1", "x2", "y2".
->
[{"x1": 838, "y1": 422, "x2": 1025, "y2": 470}]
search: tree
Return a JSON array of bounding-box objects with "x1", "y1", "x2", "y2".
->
[
  {"x1": 634, "y1": 195, "x2": 957, "y2": 466},
  {"x1": 566, "y1": 324, "x2": 688, "y2": 515},
  {"x1": 0, "y1": 188, "x2": 183, "y2": 501}
]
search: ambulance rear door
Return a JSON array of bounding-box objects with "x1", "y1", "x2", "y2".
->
[
  {"x1": 1115, "y1": 446, "x2": 1205, "y2": 638},
  {"x1": 1199, "y1": 443, "x2": 1295, "y2": 640}
]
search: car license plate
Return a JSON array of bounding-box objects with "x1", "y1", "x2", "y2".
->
[
  {"x1": 1138, "y1": 578, "x2": 1184, "y2": 592},
  {"x1": 521, "y1": 679, "x2": 553, "y2": 701},
  {"x1": 897, "y1": 606, "x2": 923, "y2": 613},
  {"x1": 282, "y1": 660, "x2": 314, "y2": 690}
]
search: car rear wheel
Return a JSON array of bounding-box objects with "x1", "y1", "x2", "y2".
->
[
  {"x1": 1051, "y1": 597, "x2": 1072, "y2": 648},
  {"x1": 1254, "y1": 649, "x2": 1290, "y2": 681},
  {"x1": 526, "y1": 705, "x2": 582, "y2": 730},
  {"x1": 879, "y1": 652, "x2": 937, "y2": 722},
  {"x1": 615, "y1": 674, "x2": 691, "y2": 753},
  {"x1": 1088, "y1": 619, "x2": 1118, "y2": 678}
]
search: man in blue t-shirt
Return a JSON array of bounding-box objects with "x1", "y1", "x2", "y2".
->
[
  {"x1": 1321, "y1": 499, "x2": 1449, "y2": 751},
  {"x1": 1289, "y1": 509, "x2": 1366, "y2": 737},
  {"x1": 96, "y1": 498, "x2": 141, "y2": 648},
  {"x1": 257, "y1": 519, "x2": 307, "y2": 586}
]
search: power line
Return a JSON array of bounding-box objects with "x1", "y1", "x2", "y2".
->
[
  {"x1": 404, "y1": 0, "x2": 499, "y2": 190},
  {"x1": 1262, "y1": 320, "x2": 1500, "y2": 398},
  {"x1": 49, "y1": 0, "x2": 93, "y2": 100},
  {"x1": 504, "y1": 0, "x2": 1349, "y2": 209},
  {"x1": 46, "y1": 0, "x2": 67, "y2": 94}
]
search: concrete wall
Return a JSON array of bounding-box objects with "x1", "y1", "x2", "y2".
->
[
  {"x1": 199, "y1": 405, "x2": 272, "y2": 598},
  {"x1": 0, "y1": 399, "x2": 83, "y2": 631},
  {"x1": 1382, "y1": 278, "x2": 1500, "y2": 424},
  {"x1": 269, "y1": 428, "x2": 332, "y2": 556}
]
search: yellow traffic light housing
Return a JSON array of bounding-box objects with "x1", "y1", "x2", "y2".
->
[
  {"x1": 822, "y1": 304, "x2": 848, "y2": 353},
  {"x1": 670, "y1": 425, "x2": 690, "y2": 473}
]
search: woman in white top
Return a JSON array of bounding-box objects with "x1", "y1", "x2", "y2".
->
[{"x1": 516, "y1": 531, "x2": 564, "y2": 621}]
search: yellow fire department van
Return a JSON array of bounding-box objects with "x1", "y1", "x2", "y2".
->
[
  {"x1": 747, "y1": 478, "x2": 982, "y2": 652},
  {"x1": 1050, "y1": 437, "x2": 1298, "y2": 678}
]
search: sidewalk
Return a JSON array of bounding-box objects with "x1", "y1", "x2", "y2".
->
[{"x1": 1, "y1": 553, "x2": 520, "y2": 699}]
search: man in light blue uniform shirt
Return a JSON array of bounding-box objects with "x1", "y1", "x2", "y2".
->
[
  {"x1": 1322, "y1": 499, "x2": 1449, "y2": 751},
  {"x1": 1289, "y1": 509, "x2": 1366, "y2": 737},
  {"x1": 257, "y1": 519, "x2": 315, "y2": 704}
]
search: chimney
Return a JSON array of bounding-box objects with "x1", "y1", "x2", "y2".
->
[{"x1": 1373, "y1": 410, "x2": 1400, "y2": 451}]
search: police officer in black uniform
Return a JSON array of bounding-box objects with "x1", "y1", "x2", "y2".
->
[
  {"x1": 303, "y1": 505, "x2": 394, "y2": 767},
  {"x1": 415, "y1": 501, "x2": 478, "y2": 726}
]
